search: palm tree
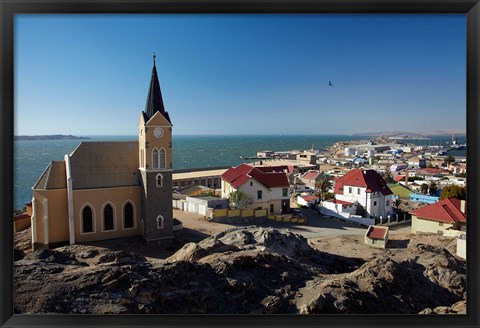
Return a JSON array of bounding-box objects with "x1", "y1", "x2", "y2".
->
[
  {"x1": 420, "y1": 183, "x2": 429, "y2": 195},
  {"x1": 315, "y1": 176, "x2": 332, "y2": 201},
  {"x1": 428, "y1": 181, "x2": 438, "y2": 196}
]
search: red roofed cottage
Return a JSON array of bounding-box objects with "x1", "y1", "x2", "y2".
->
[{"x1": 410, "y1": 198, "x2": 466, "y2": 235}]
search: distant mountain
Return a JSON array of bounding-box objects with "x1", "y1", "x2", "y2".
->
[
  {"x1": 352, "y1": 130, "x2": 466, "y2": 137},
  {"x1": 14, "y1": 135, "x2": 91, "y2": 141}
]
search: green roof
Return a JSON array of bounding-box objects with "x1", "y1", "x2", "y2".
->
[{"x1": 387, "y1": 183, "x2": 412, "y2": 198}]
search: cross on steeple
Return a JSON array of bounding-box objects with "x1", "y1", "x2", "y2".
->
[{"x1": 144, "y1": 53, "x2": 171, "y2": 123}]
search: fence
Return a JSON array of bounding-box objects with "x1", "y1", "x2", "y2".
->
[{"x1": 211, "y1": 208, "x2": 306, "y2": 224}]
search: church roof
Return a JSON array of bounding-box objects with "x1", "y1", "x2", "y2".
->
[
  {"x1": 144, "y1": 54, "x2": 171, "y2": 124},
  {"x1": 69, "y1": 141, "x2": 139, "y2": 189},
  {"x1": 33, "y1": 160, "x2": 67, "y2": 190}
]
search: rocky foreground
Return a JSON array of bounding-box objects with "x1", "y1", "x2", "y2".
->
[{"x1": 14, "y1": 227, "x2": 466, "y2": 314}]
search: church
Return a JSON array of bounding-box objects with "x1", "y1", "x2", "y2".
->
[{"x1": 30, "y1": 56, "x2": 174, "y2": 250}]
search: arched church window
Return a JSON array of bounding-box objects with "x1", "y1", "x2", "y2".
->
[
  {"x1": 156, "y1": 173, "x2": 163, "y2": 187},
  {"x1": 124, "y1": 202, "x2": 134, "y2": 229},
  {"x1": 152, "y1": 148, "x2": 159, "y2": 169},
  {"x1": 159, "y1": 148, "x2": 166, "y2": 169},
  {"x1": 156, "y1": 215, "x2": 164, "y2": 229},
  {"x1": 82, "y1": 206, "x2": 94, "y2": 233},
  {"x1": 103, "y1": 204, "x2": 114, "y2": 231}
]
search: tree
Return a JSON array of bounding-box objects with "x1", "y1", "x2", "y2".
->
[
  {"x1": 228, "y1": 190, "x2": 253, "y2": 209},
  {"x1": 428, "y1": 181, "x2": 438, "y2": 196},
  {"x1": 394, "y1": 199, "x2": 402, "y2": 213},
  {"x1": 439, "y1": 185, "x2": 466, "y2": 200},
  {"x1": 444, "y1": 155, "x2": 455, "y2": 167},
  {"x1": 420, "y1": 183, "x2": 429, "y2": 195},
  {"x1": 381, "y1": 170, "x2": 396, "y2": 184},
  {"x1": 315, "y1": 177, "x2": 332, "y2": 201}
]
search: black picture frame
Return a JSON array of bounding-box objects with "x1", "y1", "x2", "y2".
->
[{"x1": 1, "y1": 1, "x2": 479, "y2": 327}]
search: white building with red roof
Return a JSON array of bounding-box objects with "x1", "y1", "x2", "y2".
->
[
  {"x1": 332, "y1": 168, "x2": 393, "y2": 219},
  {"x1": 410, "y1": 198, "x2": 466, "y2": 235},
  {"x1": 221, "y1": 163, "x2": 290, "y2": 214}
]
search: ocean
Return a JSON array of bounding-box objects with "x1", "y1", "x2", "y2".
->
[{"x1": 13, "y1": 134, "x2": 466, "y2": 211}]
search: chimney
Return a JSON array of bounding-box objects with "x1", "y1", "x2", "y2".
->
[{"x1": 460, "y1": 200, "x2": 466, "y2": 213}]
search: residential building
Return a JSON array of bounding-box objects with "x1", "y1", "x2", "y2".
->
[
  {"x1": 334, "y1": 169, "x2": 393, "y2": 219},
  {"x1": 297, "y1": 195, "x2": 319, "y2": 207},
  {"x1": 30, "y1": 56, "x2": 174, "y2": 249},
  {"x1": 172, "y1": 167, "x2": 228, "y2": 189},
  {"x1": 407, "y1": 156, "x2": 427, "y2": 168},
  {"x1": 365, "y1": 225, "x2": 389, "y2": 248},
  {"x1": 299, "y1": 170, "x2": 326, "y2": 189},
  {"x1": 221, "y1": 164, "x2": 290, "y2": 214},
  {"x1": 410, "y1": 198, "x2": 466, "y2": 234}
]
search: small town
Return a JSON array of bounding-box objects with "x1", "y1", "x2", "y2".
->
[{"x1": 12, "y1": 57, "x2": 468, "y2": 315}]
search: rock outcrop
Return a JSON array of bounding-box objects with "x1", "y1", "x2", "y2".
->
[{"x1": 14, "y1": 227, "x2": 466, "y2": 314}]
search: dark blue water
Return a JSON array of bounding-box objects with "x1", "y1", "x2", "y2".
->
[{"x1": 13, "y1": 134, "x2": 466, "y2": 210}]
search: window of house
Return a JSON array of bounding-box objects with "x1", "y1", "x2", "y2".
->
[
  {"x1": 283, "y1": 188, "x2": 288, "y2": 197},
  {"x1": 250, "y1": 181, "x2": 253, "y2": 186},
  {"x1": 103, "y1": 204, "x2": 114, "y2": 231},
  {"x1": 357, "y1": 188, "x2": 361, "y2": 195},
  {"x1": 201, "y1": 179, "x2": 206, "y2": 185},
  {"x1": 159, "y1": 148, "x2": 166, "y2": 169},
  {"x1": 124, "y1": 202, "x2": 134, "y2": 229},
  {"x1": 386, "y1": 200, "x2": 390, "y2": 207},
  {"x1": 257, "y1": 190, "x2": 262, "y2": 199},
  {"x1": 152, "y1": 148, "x2": 159, "y2": 169},
  {"x1": 349, "y1": 187, "x2": 352, "y2": 193},
  {"x1": 156, "y1": 173, "x2": 163, "y2": 187},
  {"x1": 156, "y1": 215, "x2": 164, "y2": 229},
  {"x1": 270, "y1": 204, "x2": 274, "y2": 213},
  {"x1": 374, "y1": 201, "x2": 377, "y2": 206},
  {"x1": 82, "y1": 206, "x2": 94, "y2": 233}
]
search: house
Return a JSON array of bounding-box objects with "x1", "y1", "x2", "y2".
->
[
  {"x1": 30, "y1": 56, "x2": 174, "y2": 250},
  {"x1": 321, "y1": 199, "x2": 357, "y2": 216},
  {"x1": 407, "y1": 156, "x2": 427, "y2": 168},
  {"x1": 410, "y1": 198, "x2": 466, "y2": 234},
  {"x1": 185, "y1": 196, "x2": 228, "y2": 216},
  {"x1": 14, "y1": 202, "x2": 33, "y2": 233},
  {"x1": 333, "y1": 169, "x2": 393, "y2": 219},
  {"x1": 299, "y1": 170, "x2": 326, "y2": 189},
  {"x1": 221, "y1": 164, "x2": 290, "y2": 214},
  {"x1": 297, "y1": 195, "x2": 319, "y2": 208},
  {"x1": 365, "y1": 225, "x2": 389, "y2": 248}
]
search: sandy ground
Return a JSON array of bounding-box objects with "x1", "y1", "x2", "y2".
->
[{"x1": 15, "y1": 208, "x2": 453, "y2": 264}]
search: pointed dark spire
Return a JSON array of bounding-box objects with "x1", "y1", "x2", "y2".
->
[{"x1": 144, "y1": 53, "x2": 170, "y2": 123}]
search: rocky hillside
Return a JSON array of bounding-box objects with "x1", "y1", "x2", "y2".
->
[{"x1": 14, "y1": 227, "x2": 466, "y2": 314}]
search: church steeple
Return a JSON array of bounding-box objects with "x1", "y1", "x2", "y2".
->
[{"x1": 144, "y1": 53, "x2": 171, "y2": 123}]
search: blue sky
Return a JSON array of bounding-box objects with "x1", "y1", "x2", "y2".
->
[{"x1": 15, "y1": 14, "x2": 466, "y2": 136}]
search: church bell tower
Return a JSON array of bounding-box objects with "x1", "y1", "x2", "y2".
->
[{"x1": 138, "y1": 54, "x2": 173, "y2": 241}]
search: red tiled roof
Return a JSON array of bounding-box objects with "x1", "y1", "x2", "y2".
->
[
  {"x1": 302, "y1": 170, "x2": 320, "y2": 180},
  {"x1": 410, "y1": 198, "x2": 466, "y2": 224},
  {"x1": 366, "y1": 226, "x2": 388, "y2": 239},
  {"x1": 14, "y1": 213, "x2": 31, "y2": 222},
  {"x1": 395, "y1": 175, "x2": 405, "y2": 182},
  {"x1": 222, "y1": 164, "x2": 289, "y2": 189},
  {"x1": 325, "y1": 199, "x2": 354, "y2": 206},
  {"x1": 334, "y1": 169, "x2": 392, "y2": 196},
  {"x1": 249, "y1": 167, "x2": 289, "y2": 188},
  {"x1": 300, "y1": 195, "x2": 319, "y2": 202}
]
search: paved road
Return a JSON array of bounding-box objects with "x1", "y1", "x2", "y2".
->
[{"x1": 174, "y1": 208, "x2": 412, "y2": 240}]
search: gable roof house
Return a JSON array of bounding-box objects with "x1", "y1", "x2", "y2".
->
[
  {"x1": 221, "y1": 164, "x2": 290, "y2": 214},
  {"x1": 333, "y1": 169, "x2": 393, "y2": 219},
  {"x1": 299, "y1": 170, "x2": 326, "y2": 189},
  {"x1": 410, "y1": 198, "x2": 466, "y2": 235}
]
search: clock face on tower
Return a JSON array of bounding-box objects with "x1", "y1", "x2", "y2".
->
[{"x1": 153, "y1": 127, "x2": 164, "y2": 138}]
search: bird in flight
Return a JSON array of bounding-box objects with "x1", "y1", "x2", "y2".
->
[{"x1": 329, "y1": 81, "x2": 333, "y2": 86}]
